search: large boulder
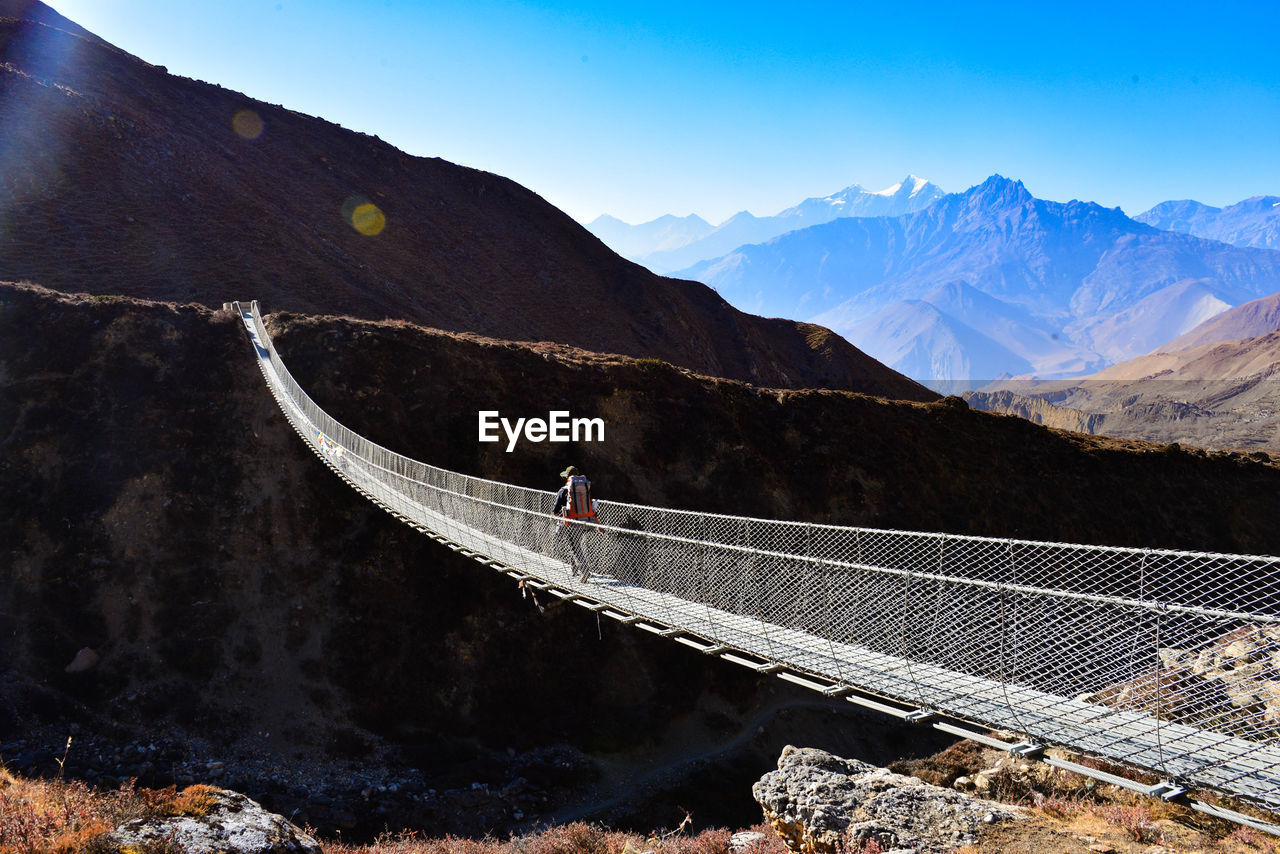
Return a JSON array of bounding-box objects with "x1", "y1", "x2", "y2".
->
[
  {"x1": 1103, "y1": 624, "x2": 1280, "y2": 724},
  {"x1": 752, "y1": 746, "x2": 1022, "y2": 854},
  {"x1": 100, "y1": 787, "x2": 321, "y2": 854}
]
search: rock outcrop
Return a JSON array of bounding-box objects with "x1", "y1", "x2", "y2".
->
[
  {"x1": 752, "y1": 746, "x2": 1022, "y2": 854},
  {"x1": 963, "y1": 389, "x2": 1105, "y2": 435},
  {"x1": 1092, "y1": 624, "x2": 1280, "y2": 735},
  {"x1": 101, "y1": 788, "x2": 321, "y2": 854}
]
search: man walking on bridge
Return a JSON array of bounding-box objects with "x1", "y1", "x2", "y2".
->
[{"x1": 553, "y1": 465, "x2": 596, "y2": 582}]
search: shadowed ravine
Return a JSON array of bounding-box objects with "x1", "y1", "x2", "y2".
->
[{"x1": 545, "y1": 697, "x2": 952, "y2": 831}]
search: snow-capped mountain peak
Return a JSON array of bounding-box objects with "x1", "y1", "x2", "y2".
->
[
  {"x1": 785, "y1": 176, "x2": 944, "y2": 219},
  {"x1": 820, "y1": 183, "x2": 866, "y2": 206},
  {"x1": 872, "y1": 174, "x2": 931, "y2": 198}
]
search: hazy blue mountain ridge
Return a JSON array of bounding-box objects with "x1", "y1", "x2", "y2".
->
[
  {"x1": 684, "y1": 176, "x2": 1280, "y2": 381},
  {"x1": 1134, "y1": 199, "x2": 1219, "y2": 233},
  {"x1": 1135, "y1": 196, "x2": 1280, "y2": 251},
  {"x1": 585, "y1": 212, "x2": 714, "y2": 261},
  {"x1": 848, "y1": 298, "x2": 1035, "y2": 383},
  {"x1": 643, "y1": 175, "x2": 945, "y2": 273},
  {"x1": 917, "y1": 281, "x2": 1070, "y2": 370},
  {"x1": 587, "y1": 175, "x2": 945, "y2": 273},
  {"x1": 691, "y1": 177, "x2": 1138, "y2": 321}
]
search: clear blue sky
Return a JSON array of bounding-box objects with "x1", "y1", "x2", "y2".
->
[{"x1": 50, "y1": 0, "x2": 1280, "y2": 226}]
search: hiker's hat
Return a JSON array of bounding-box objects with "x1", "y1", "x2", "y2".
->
[{"x1": 560, "y1": 465, "x2": 578, "y2": 478}]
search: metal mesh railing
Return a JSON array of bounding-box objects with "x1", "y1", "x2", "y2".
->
[{"x1": 234, "y1": 300, "x2": 1280, "y2": 812}]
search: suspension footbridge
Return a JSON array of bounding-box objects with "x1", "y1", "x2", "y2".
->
[{"x1": 231, "y1": 300, "x2": 1280, "y2": 834}]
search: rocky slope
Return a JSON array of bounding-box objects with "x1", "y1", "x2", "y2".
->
[
  {"x1": 0, "y1": 6, "x2": 926, "y2": 400},
  {"x1": 957, "y1": 389, "x2": 1103, "y2": 435},
  {"x1": 1162, "y1": 290, "x2": 1280, "y2": 351},
  {"x1": 967, "y1": 331, "x2": 1280, "y2": 452}
]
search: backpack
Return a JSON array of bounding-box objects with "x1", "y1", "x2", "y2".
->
[{"x1": 564, "y1": 474, "x2": 595, "y2": 520}]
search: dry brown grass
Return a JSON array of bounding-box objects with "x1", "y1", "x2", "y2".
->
[
  {"x1": 0, "y1": 768, "x2": 225, "y2": 854},
  {"x1": 1030, "y1": 792, "x2": 1087, "y2": 820},
  {"x1": 1098, "y1": 802, "x2": 1163, "y2": 844},
  {"x1": 889, "y1": 736, "x2": 1280, "y2": 852},
  {"x1": 7, "y1": 755, "x2": 1279, "y2": 854},
  {"x1": 1229, "y1": 825, "x2": 1280, "y2": 853},
  {"x1": 320, "y1": 822, "x2": 770, "y2": 854},
  {"x1": 0, "y1": 762, "x2": 781, "y2": 854},
  {"x1": 142, "y1": 783, "x2": 220, "y2": 818},
  {"x1": 0, "y1": 767, "x2": 118, "y2": 854}
]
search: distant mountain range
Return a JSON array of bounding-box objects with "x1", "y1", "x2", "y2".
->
[
  {"x1": 1135, "y1": 196, "x2": 1280, "y2": 251},
  {"x1": 587, "y1": 176, "x2": 945, "y2": 274},
  {"x1": 586, "y1": 213, "x2": 714, "y2": 262},
  {"x1": 680, "y1": 176, "x2": 1280, "y2": 383}
]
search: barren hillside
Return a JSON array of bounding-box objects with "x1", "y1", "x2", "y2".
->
[
  {"x1": 1163, "y1": 291, "x2": 1280, "y2": 351},
  {"x1": 967, "y1": 332, "x2": 1280, "y2": 451},
  {"x1": 0, "y1": 8, "x2": 928, "y2": 399}
]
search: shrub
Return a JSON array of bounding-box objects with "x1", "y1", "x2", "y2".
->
[
  {"x1": 141, "y1": 783, "x2": 220, "y2": 818},
  {"x1": 0, "y1": 768, "x2": 111, "y2": 854},
  {"x1": 511, "y1": 823, "x2": 609, "y2": 854},
  {"x1": 887, "y1": 738, "x2": 986, "y2": 787},
  {"x1": 1100, "y1": 803, "x2": 1162, "y2": 843},
  {"x1": 0, "y1": 769, "x2": 229, "y2": 854},
  {"x1": 1228, "y1": 826, "x2": 1280, "y2": 852},
  {"x1": 1031, "y1": 792, "x2": 1084, "y2": 819},
  {"x1": 656, "y1": 828, "x2": 730, "y2": 854}
]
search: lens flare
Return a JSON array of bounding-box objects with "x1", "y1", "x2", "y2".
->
[
  {"x1": 342, "y1": 194, "x2": 386, "y2": 236},
  {"x1": 352, "y1": 203, "x2": 386, "y2": 236},
  {"x1": 232, "y1": 109, "x2": 264, "y2": 140}
]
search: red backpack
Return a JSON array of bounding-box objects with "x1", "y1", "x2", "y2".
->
[{"x1": 564, "y1": 474, "x2": 595, "y2": 521}]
